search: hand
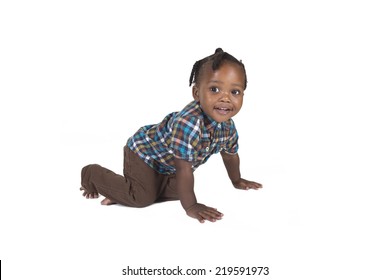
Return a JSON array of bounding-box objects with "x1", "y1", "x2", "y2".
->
[
  {"x1": 186, "y1": 203, "x2": 224, "y2": 223},
  {"x1": 232, "y1": 178, "x2": 262, "y2": 190}
]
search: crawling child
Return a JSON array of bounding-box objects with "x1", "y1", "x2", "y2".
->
[{"x1": 80, "y1": 48, "x2": 262, "y2": 223}]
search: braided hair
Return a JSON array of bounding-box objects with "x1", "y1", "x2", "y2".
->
[{"x1": 189, "y1": 48, "x2": 247, "y2": 89}]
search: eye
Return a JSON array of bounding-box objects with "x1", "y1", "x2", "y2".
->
[
  {"x1": 231, "y1": 89, "x2": 241, "y2": 95},
  {"x1": 210, "y1": 87, "x2": 219, "y2": 93}
]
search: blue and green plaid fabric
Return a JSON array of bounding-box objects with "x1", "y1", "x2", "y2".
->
[{"x1": 127, "y1": 100, "x2": 239, "y2": 174}]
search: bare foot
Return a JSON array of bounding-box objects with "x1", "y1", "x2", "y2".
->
[
  {"x1": 80, "y1": 187, "x2": 99, "y2": 199},
  {"x1": 101, "y1": 198, "x2": 117, "y2": 205}
]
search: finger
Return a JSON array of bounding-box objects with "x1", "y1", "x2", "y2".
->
[
  {"x1": 207, "y1": 208, "x2": 224, "y2": 218},
  {"x1": 199, "y1": 211, "x2": 216, "y2": 222},
  {"x1": 251, "y1": 182, "x2": 263, "y2": 189},
  {"x1": 203, "y1": 207, "x2": 223, "y2": 216},
  {"x1": 200, "y1": 210, "x2": 223, "y2": 222},
  {"x1": 236, "y1": 184, "x2": 249, "y2": 190},
  {"x1": 196, "y1": 215, "x2": 205, "y2": 223},
  {"x1": 244, "y1": 181, "x2": 262, "y2": 189}
]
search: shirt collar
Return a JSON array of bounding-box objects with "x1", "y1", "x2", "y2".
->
[{"x1": 195, "y1": 101, "x2": 229, "y2": 132}]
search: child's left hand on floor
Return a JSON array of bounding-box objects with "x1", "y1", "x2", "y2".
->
[{"x1": 233, "y1": 178, "x2": 262, "y2": 190}]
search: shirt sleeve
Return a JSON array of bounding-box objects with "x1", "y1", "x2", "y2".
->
[
  {"x1": 170, "y1": 116, "x2": 201, "y2": 162},
  {"x1": 223, "y1": 121, "x2": 239, "y2": 154}
]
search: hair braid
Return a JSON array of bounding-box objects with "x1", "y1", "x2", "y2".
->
[
  {"x1": 188, "y1": 48, "x2": 247, "y2": 89},
  {"x1": 189, "y1": 60, "x2": 200, "y2": 87}
]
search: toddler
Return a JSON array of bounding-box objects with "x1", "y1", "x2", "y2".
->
[{"x1": 80, "y1": 48, "x2": 262, "y2": 223}]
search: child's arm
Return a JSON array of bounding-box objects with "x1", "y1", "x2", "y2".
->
[
  {"x1": 221, "y1": 151, "x2": 263, "y2": 190},
  {"x1": 174, "y1": 157, "x2": 223, "y2": 223}
]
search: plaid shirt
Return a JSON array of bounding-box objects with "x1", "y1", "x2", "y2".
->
[{"x1": 127, "y1": 100, "x2": 239, "y2": 175}]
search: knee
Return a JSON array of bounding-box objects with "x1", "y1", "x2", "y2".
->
[
  {"x1": 81, "y1": 164, "x2": 103, "y2": 183},
  {"x1": 82, "y1": 164, "x2": 102, "y2": 176},
  {"x1": 82, "y1": 164, "x2": 101, "y2": 172}
]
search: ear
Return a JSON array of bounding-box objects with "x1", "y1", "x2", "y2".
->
[{"x1": 192, "y1": 86, "x2": 200, "y2": 101}]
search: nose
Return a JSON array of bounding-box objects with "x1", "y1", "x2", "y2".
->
[{"x1": 219, "y1": 90, "x2": 231, "y2": 102}]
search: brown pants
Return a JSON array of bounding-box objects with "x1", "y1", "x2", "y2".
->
[{"x1": 81, "y1": 146, "x2": 178, "y2": 207}]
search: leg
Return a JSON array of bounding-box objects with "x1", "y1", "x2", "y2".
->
[
  {"x1": 123, "y1": 146, "x2": 179, "y2": 205},
  {"x1": 156, "y1": 175, "x2": 178, "y2": 202},
  {"x1": 81, "y1": 164, "x2": 134, "y2": 206},
  {"x1": 122, "y1": 146, "x2": 167, "y2": 207},
  {"x1": 80, "y1": 146, "x2": 179, "y2": 207},
  {"x1": 80, "y1": 164, "x2": 99, "y2": 199}
]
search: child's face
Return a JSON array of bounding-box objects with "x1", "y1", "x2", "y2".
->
[{"x1": 192, "y1": 61, "x2": 245, "y2": 123}]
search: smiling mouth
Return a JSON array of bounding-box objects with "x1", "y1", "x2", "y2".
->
[{"x1": 214, "y1": 106, "x2": 232, "y2": 115}]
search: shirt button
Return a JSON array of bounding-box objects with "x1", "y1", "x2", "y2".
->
[
  {"x1": 217, "y1": 124, "x2": 221, "y2": 129},
  {"x1": 206, "y1": 147, "x2": 209, "y2": 152}
]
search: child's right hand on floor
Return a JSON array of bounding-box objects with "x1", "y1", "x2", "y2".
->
[{"x1": 186, "y1": 203, "x2": 223, "y2": 223}]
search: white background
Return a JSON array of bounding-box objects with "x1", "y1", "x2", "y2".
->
[{"x1": 1, "y1": 0, "x2": 389, "y2": 279}]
